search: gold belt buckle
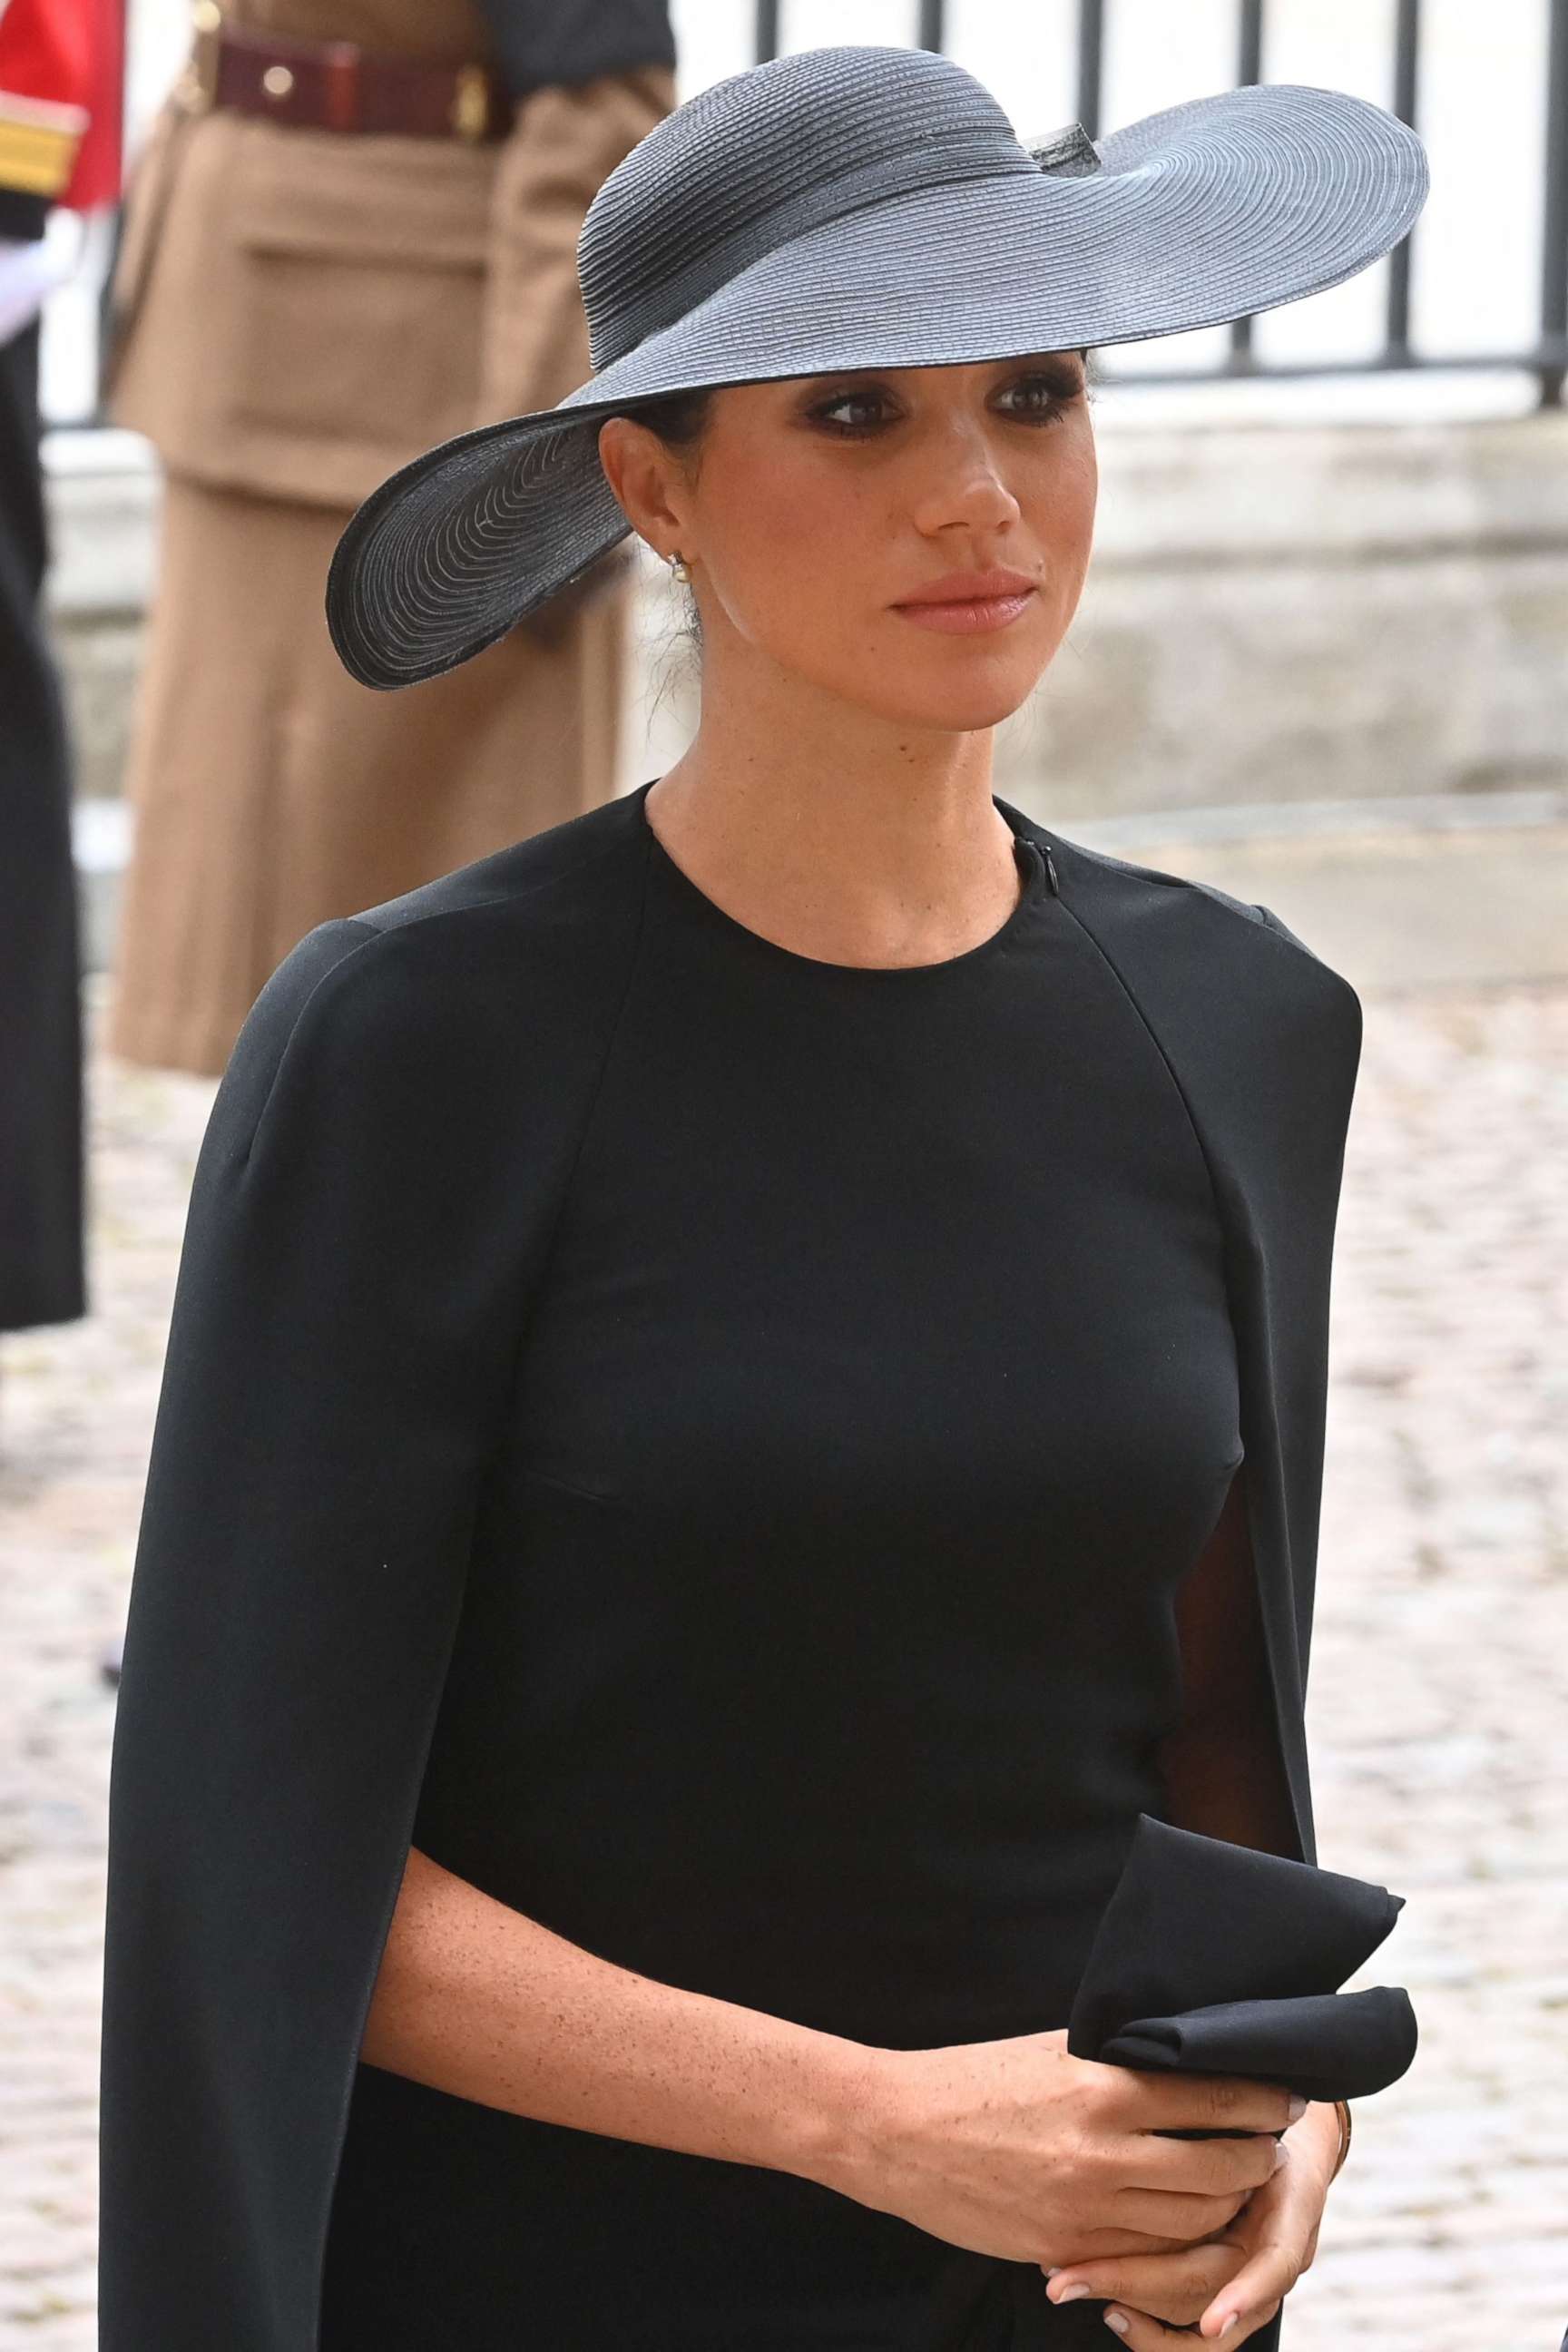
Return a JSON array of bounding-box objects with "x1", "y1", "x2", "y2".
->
[
  {"x1": 450, "y1": 63, "x2": 494, "y2": 143},
  {"x1": 175, "y1": 0, "x2": 223, "y2": 116}
]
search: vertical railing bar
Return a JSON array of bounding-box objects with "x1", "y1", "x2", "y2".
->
[
  {"x1": 83, "y1": 205, "x2": 123, "y2": 427},
  {"x1": 754, "y1": 0, "x2": 780, "y2": 64},
  {"x1": 1229, "y1": 0, "x2": 1266, "y2": 365},
  {"x1": 1542, "y1": 0, "x2": 1568, "y2": 405},
  {"x1": 1384, "y1": 0, "x2": 1421, "y2": 362},
  {"x1": 1076, "y1": 0, "x2": 1104, "y2": 138},
  {"x1": 917, "y1": 0, "x2": 946, "y2": 51}
]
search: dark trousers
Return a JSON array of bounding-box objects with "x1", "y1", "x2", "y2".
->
[{"x1": 0, "y1": 315, "x2": 86, "y2": 1331}]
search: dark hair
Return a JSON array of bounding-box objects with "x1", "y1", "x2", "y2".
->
[{"x1": 621, "y1": 385, "x2": 716, "y2": 452}]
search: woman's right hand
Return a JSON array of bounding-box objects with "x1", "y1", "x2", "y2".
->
[{"x1": 816, "y1": 2027, "x2": 1299, "y2": 2269}]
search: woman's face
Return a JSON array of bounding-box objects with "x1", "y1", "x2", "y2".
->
[{"x1": 601, "y1": 350, "x2": 1097, "y2": 734}]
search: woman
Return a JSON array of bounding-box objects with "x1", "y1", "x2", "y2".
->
[{"x1": 99, "y1": 44, "x2": 1428, "y2": 2352}]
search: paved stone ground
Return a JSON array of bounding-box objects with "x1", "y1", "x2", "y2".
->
[{"x1": 2, "y1": 972, "x2": 1564, "y2": 2351}]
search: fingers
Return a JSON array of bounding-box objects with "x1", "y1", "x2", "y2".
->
[
  {"x1": 1108, "y1": 2181, "x2": 1255, "y2": 2241},
  {"x1": 1102, "y1": 2293, "x2": 1283, "y2": 2347},
  {"x1": 1043, "y1": 2241, "x2": 1243, "y2": 2329},
  {"x1": 1119, "y1": 2124, "x2": 1285, "y2": 2200},
  {"x1": 1102, "y1": 2065, "x2": 1303, "y2": 2139},
  {"x1": 1099, "y1": 2304, "x2": 1210, "y2": 2347},
  {"x1": 1197, "y1": 2224, "x2": 1302, "y2": 2342},
  {"x1": 1059, "y1": 2225, "x2": 1220, "y2": 2264}
]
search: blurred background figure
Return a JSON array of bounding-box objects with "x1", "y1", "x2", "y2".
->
[
  {"x1": 0, "y1": 0, "x2": 122, "y2": 1367},
  {"x1": 103, "y1": 0, "x2": 674, "y2": 1078}
]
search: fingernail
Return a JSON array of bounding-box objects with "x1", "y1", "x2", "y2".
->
[
  {"x1": 1287, "y1": 2093, "x2": 1308, "y2": 2121},
  {"x1": 1054, "y1": 2282, "x2": 1092, "y2": 2302},
  {"x1": 1219, "y1": 2318, "x2": 1240, "y2": 2338},
  {"x1": 1272, "y1": 2138, "x2": 1289, "y2": 2168},
  {"x1": 1104, "y1": 2318, "x2": 1129, "y2": 2339},
  {"x1": 1044, "y1": 2268, "x2": 1062, "y2": 2278}
]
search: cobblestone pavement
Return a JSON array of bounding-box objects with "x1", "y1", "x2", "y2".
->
[{"x1": 2, "y1": 975, "x2": 1564, "y2": 2351}]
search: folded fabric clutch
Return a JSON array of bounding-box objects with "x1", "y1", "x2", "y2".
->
[{"x1": 1065, "y1": 1814, "x2": 1418, "y2": 2128}]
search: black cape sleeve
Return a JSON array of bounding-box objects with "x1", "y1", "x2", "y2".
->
[
  {"x1": 1015, "y1": 811, "x2": 1365, "y2": 1875},
  {"x1": 95, "y1": 898, "x2": 622, "y2": 2348}
]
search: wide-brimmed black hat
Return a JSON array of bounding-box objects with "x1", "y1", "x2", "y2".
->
[{"x1": 326, "y1": 42, "x2": 1429, "y2": 691}]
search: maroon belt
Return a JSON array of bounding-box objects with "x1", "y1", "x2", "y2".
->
[{"x1": 174, "y1": 4, "x2": 511, "y2": 142}]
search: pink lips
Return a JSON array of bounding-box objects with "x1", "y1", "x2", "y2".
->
[{"x1": 890, "y1": 567, "x2": 1040, "y2": 635}]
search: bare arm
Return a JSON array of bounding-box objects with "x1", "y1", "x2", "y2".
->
[
  {"x1": 359, "y1": 1846, "x2": 877, "y2": 2183},
  {"x1": 356, "y1": 1465, "x2": 1310, "y2": 2250},
  {"x1": 361, "y1": 1845, "x2": 1295, "y2": 2268}
]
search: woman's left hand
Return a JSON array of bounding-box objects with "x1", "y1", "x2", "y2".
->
[{"x1": 1039, "y1": 2101, "x2": 1341, "y2": 2344}]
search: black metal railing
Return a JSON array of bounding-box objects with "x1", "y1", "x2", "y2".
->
[
  {"x1": 45, "y1": 0, "x2": 1568, "y2": 422},
  {"x1": 755, "y1": 0, "x2": 1568, "y2": 408}
]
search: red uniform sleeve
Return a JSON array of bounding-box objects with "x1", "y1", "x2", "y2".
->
[{"x1": 0, "y1": 0, "x2": 122, "y2": 211}]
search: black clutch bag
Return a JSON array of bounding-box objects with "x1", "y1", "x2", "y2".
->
[{"x1": 1065, "y1": 1814, "x2": 1418, "y2": 2133}]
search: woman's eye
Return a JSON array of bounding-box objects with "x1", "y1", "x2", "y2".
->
[
  {"x1": 996, "y1": 374, "x2": 1077, "y2": 419},
  {"x1": 806, "y1": 373, "x2": 1082, "y2": 434},
  {"x1": 809, "y1": 390, "x2": 894, "y2": 432}
]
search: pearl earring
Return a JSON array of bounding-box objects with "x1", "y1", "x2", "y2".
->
[{"x1": 666, "y1": 553, "x2": 692, "y2": 586}]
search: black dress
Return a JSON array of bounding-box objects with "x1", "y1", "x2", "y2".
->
[
  {"x1": 102, "y1": 780, "x2": 1360, "y2": 2352},
  {"x1": 318, "y1": 786, "x2": 1241, "y2": 2347}
]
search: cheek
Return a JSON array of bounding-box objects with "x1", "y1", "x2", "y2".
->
[
  {"x1": 698, "y1": 429, "x2": 1098, "y2": 681},
  {"x1": 701, "y1": 455, "x2": 889, "y2": 655},
  {"x1": 1023, "y1": 440, "x2": 1098, "y2": 575}
]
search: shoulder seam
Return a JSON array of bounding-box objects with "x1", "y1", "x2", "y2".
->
[
  {"x1": 240, "y1": 917, "x2": 386, "y2": 1166},
  {"x1": 247, "y1": 816, "x2": 648, "y2": 1142},
  {"x1": 245, "y1": 822, "x2": 649, "y2": 1151},
  {"x1": 1014, "y1": 811, "x2": 1355, "y2": 998},
  {"x1": 1063, "y1": 834, "x2": 1269, "y2": 929},
  {"x1": 1050, "y1": 890, "x2": 1224, "y2": 1229},
  {"x1": 348, "y1": 816, "x2": 646, "y2": 943},
  {"x1": 483, "y1": 823, "x2": 658, "y2": 1467}
]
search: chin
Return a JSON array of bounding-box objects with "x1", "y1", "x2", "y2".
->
[
  {"x1": 848, "y1": 672, "x2": 1043, "y2": 734},
  {"x1": 834, "y1": 632, "x2": 1055, "y2": 733}
]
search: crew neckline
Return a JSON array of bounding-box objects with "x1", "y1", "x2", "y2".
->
[{"x1": 634, "y1": 779, "x2": 1051, "y2": 979}]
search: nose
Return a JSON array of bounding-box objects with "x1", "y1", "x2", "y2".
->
[{"x1": 907, "y1": 416, "x2": 1023, "y2": 540}]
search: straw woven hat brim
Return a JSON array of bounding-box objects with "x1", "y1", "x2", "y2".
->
[{"x1": 327, "y1": 67, "x2": 1428, "y2": 691}]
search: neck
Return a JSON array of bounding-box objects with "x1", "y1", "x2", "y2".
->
[{"x1": 645, "y1": 646, "x2": 1024, "y2": 970}]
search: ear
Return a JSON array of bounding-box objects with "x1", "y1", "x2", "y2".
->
[{"x1": 596, "y1": 416, "x2": 692, "y2": 565}]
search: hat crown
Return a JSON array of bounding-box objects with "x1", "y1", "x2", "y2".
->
[{"x1": 578, "y1": 44, "x2": 1036, "y2": 373}]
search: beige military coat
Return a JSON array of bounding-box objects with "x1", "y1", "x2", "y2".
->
[{"x1": 105, "y1": 0, "x2": 674, "y2": 1076}]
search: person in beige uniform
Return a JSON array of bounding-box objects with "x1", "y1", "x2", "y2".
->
[{"x1": 104, "y1": 0, "x2": 674, "y2": 1076}]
